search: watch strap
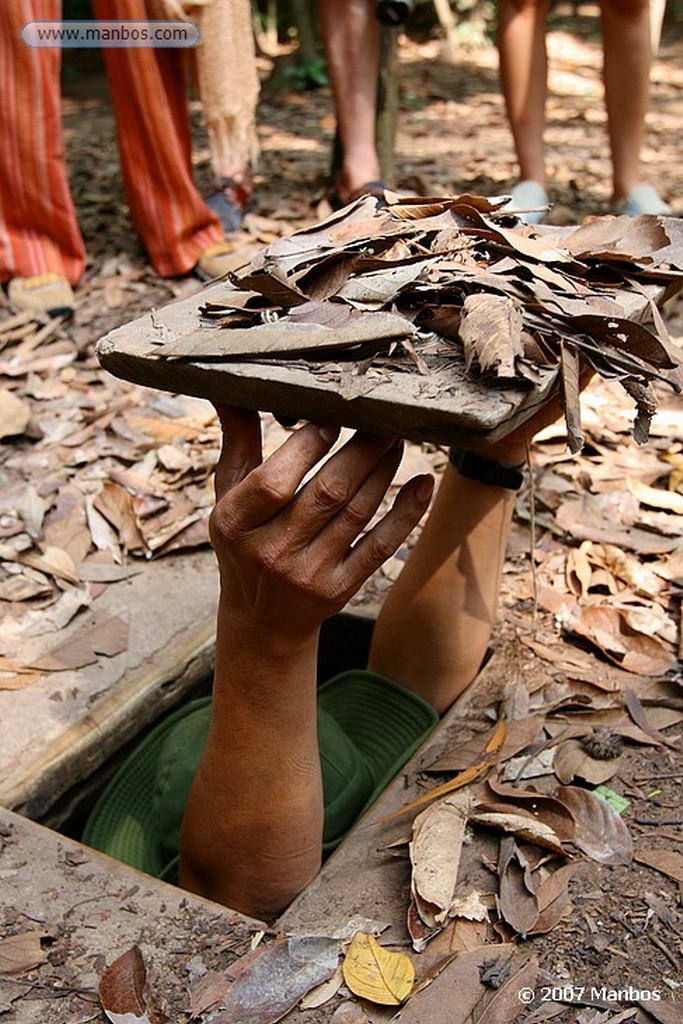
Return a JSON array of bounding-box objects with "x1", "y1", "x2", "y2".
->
[{"x1": 448, "y1": 447, "x2": 525, "y2": 491}]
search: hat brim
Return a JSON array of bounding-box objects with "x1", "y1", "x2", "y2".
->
[
  {"x1": 83, "y1": 671, "x2": 438, "y2": 879},
  {"x1": 82, "y1": 697, "x2": 212, "y2": 879}
]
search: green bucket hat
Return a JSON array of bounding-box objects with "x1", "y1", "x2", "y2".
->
[{"x1": 83, "y1": 669, "x2": 438, "y2": 882}]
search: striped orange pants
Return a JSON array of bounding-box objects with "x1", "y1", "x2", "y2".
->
[{"x1": 0, "y1": 0, "x2": 223, "y2": 283}]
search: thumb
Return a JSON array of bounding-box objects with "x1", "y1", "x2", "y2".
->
[{"x1": 213, "y1": 405, "x2": 262, "y2": 500}]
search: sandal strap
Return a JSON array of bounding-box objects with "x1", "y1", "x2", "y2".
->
[
  {"x1": 214, "y1": 175, "x2": 253, "y2": 211},
  {"x1": 329, "y1": 179, "x2": 388, "y2": 211}
]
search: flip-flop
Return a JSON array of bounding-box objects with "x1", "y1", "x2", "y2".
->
[
  {"x1": 194, "y1": 241, "x2": 236, "y2": 282},
  {"x1": 328, "y1": 180, "x2": 388, "y2": 212},
  {"x1": 6, "y1": 272, "x2": 74, "y2": 317}
]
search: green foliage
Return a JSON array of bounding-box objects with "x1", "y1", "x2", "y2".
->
[
  {"x1": 442, "y1": 0, "x2": 496, "y2": 45},
  {"x1": 279, "y1": 55, "x2": 329, "y2": 91},
  {"x1": 406, "y1": 0, "x2": 496, "y2": 44}
]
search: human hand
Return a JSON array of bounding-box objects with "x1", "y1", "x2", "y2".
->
[{"x1": 209, "y1": 408, "x2": 434, "y2": 641}]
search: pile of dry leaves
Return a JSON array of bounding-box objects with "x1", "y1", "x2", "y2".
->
[
  {"x1": 0, "y1": 305, "x2": 231, "y2": 682},
  {"x1": 150, "y1": 193, "x2": 683, "y2": 450}
]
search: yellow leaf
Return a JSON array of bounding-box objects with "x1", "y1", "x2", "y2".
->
[
  {"x1": 342, "y1": 933, "x2": 415, "y2": 1006},
  {"x1": 380, "y1": 716, "x2": 507, "y2": 823}
]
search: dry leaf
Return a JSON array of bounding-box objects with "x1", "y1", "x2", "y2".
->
[
  {"x1": 98, "y1": 946, "x2": 160, "y2": 1024},
  {"x1": 86, "y1": 497, "x2": 122, "y2": 563},
  {"x1": 330, "y1": 1001, "x2": 371, "y2": 1024},
  {"x1": 527, "y1": 862, "x2": 578, "y2": 935},
  {"x1": 588, "y1": 542, "x2": 662, "y2": 598},
  {"x1": 519, "y1": 635, "x2": 627, "y2": 691},
  {"x1": 566, "y1": 543, "x2": 594, "y2": 597},
  {"x1": 0, "y1": 651, "x2": 43, "y2": 690},
  {"x1": 43, "y1": 484, "x2": 92, "y2": 564},
  {"x1": 560, "y1": 341, "x2": 584, "y2": 453},
  {"x1": 299, "y1": 965, "x2": 344, "y2": 1009},
  {"x1": 14, "y1": 485, "x2": 48, "y2": 539},
  {"x1": 0, "y1": 388, "x2": 31, "y2": 438},
  {"x1": 0, "y1": 572, "x2": 52, "y2": 603},
  {"x1": 410, "y1": 791, "x2": 472, "y2": 927},
  {"x1": 501, "y1": 748, "x2": 556, "y2": 782},
  {"x1": 391, "y1": 944, "x2": 516, "y2": 1023},
  {"x1": 123, "y1": 412, "x2": 199, "y2": 443},
  {"x1": 561, "y1": 604, "x2": 676, "y2": 675},
  {"x1": 17, "y1": 544, "x2": 79, "y2": 585},
  {"x1": 189, "y1": 969, "x2": 236, "y2": 1018},
  {"x1": 469, "y1": 809, "x2": 566, "y2": 855},
  {"x1": 459, "y1": 293, "x2": 524, "y2": 378},
  {"x1": 156, "y1": 443, "x2": 192, "y2": 473},
  {"x1": 425, "y1": 717, "x2": 545, "y2": 774},
  {"x1": 78, "y1": 562, "x2": 143, "y2": 583},
  {"x1": 427, "y1": 917, "x2": 488, "y2": 956},
  {"x1": 0, "y1": 931, "x2": 48, "y2": 974},
  {"x1": 623, "y1": 687, "x2": 678, "y2": 749},
  {"x1": 496, "y1": 839, "x2": 540, "y2": 935},
  {"x1": 160, "y1": 311, "x2": 415, "y2": 360},
  {"x1": 447, "y1": 891, "x2": 489, "y2": 922},
  {"x1": 342, "y1": 933, "x2": 415, "y2": 1006},
  {"x1": 559, "y1": 786, "x2": 633, "y2": 865},
  {"x1": 552, "y1": 738, "x2": 622, "y2": 785},
  {"x1": 210, "y1": 935, "x2": 339, "y2": 1024},
  {"x1": 28, "y1": 614, "x2": 129, "y2": 671},
  {"x1": 382, "y1": 717, "x2": 506, "y2": 822},
  {"x1": 484, "y1": 778, "x2": 577, "y2": 843},
  {"x1": 629, "y1": 477, "x2": 683, "y2": 515},
  {"x1": 407, "y1": 895, "x2": 440, "y2": 953},
  {"x1": 634, "y1": 848, "x2": 683, "y2": 884},
  {"x1": 93, "y1": 481, "x2": 146, "y2": 553}
]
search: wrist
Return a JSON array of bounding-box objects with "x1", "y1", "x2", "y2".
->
[
  {"x1": 479, "y1": 442, "x2": 527, "y2": 467},
  {"x1": 216, "y1": 596, "x2": 320, "y2": 660}
]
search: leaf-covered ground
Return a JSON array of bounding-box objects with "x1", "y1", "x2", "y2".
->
[{"x1": 0, "y1": 13, "x2": 681, "y2": 1024}]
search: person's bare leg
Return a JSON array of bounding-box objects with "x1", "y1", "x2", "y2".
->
[
  {"x1": 601, "y1": 0, "x2": 652, "y2": 203},
  {"x1": 497, "y1": 0, "x2": 550, "y2": 186},
  {"x1": 316, "y1": 0, "x2": 382, "y2": 195}
]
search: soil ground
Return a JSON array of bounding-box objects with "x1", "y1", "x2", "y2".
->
[{"x1": 1, "y1": 12, "x2": 682, "y2": 1023}]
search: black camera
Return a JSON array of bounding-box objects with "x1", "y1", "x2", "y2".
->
[{"x1": 376, "y1": 1, "x2": 415, "y2": 26}]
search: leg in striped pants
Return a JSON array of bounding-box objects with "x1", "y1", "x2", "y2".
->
[{"x1": 0, "y1": 0, "x2": 224, "y2": 287}]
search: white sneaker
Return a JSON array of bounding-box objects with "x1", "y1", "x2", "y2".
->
[
  {"x1": 612, "y1": 184, "x2": 672, "y2": 216},
  {"x1": 501, "y1": 180, "x2": 550, "y2": 225}
]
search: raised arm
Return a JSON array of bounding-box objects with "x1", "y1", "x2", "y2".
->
[
  {"x1": 369, "y1": 397, "x2": 578, "y2": 714},
  {"x1": 179, "y1": 409, "x2": 433, "y2": 918}
]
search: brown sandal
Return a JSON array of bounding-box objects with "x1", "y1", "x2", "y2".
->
[{"x1": 328, "y1": 180, "x2": 388, "y2": 212}]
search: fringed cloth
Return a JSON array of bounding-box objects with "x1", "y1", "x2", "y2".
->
[{"x1": 147, "y1": 0, "x2": 260, "y2": 179}]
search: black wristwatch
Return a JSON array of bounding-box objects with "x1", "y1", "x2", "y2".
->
[{"x1": 448, "y1": 447, "x2": 525, "y2": 491}]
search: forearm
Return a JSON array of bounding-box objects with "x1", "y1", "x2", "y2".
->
[
  {"x1": 179, "y1": 601, "x2": 324, "y2": 919},
  {"x1": 368, "y1": 446, "x2": 522, "y2": 714},
  {"x1": 180, "y1": 417, "x2": 434, "y2": 916}
]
